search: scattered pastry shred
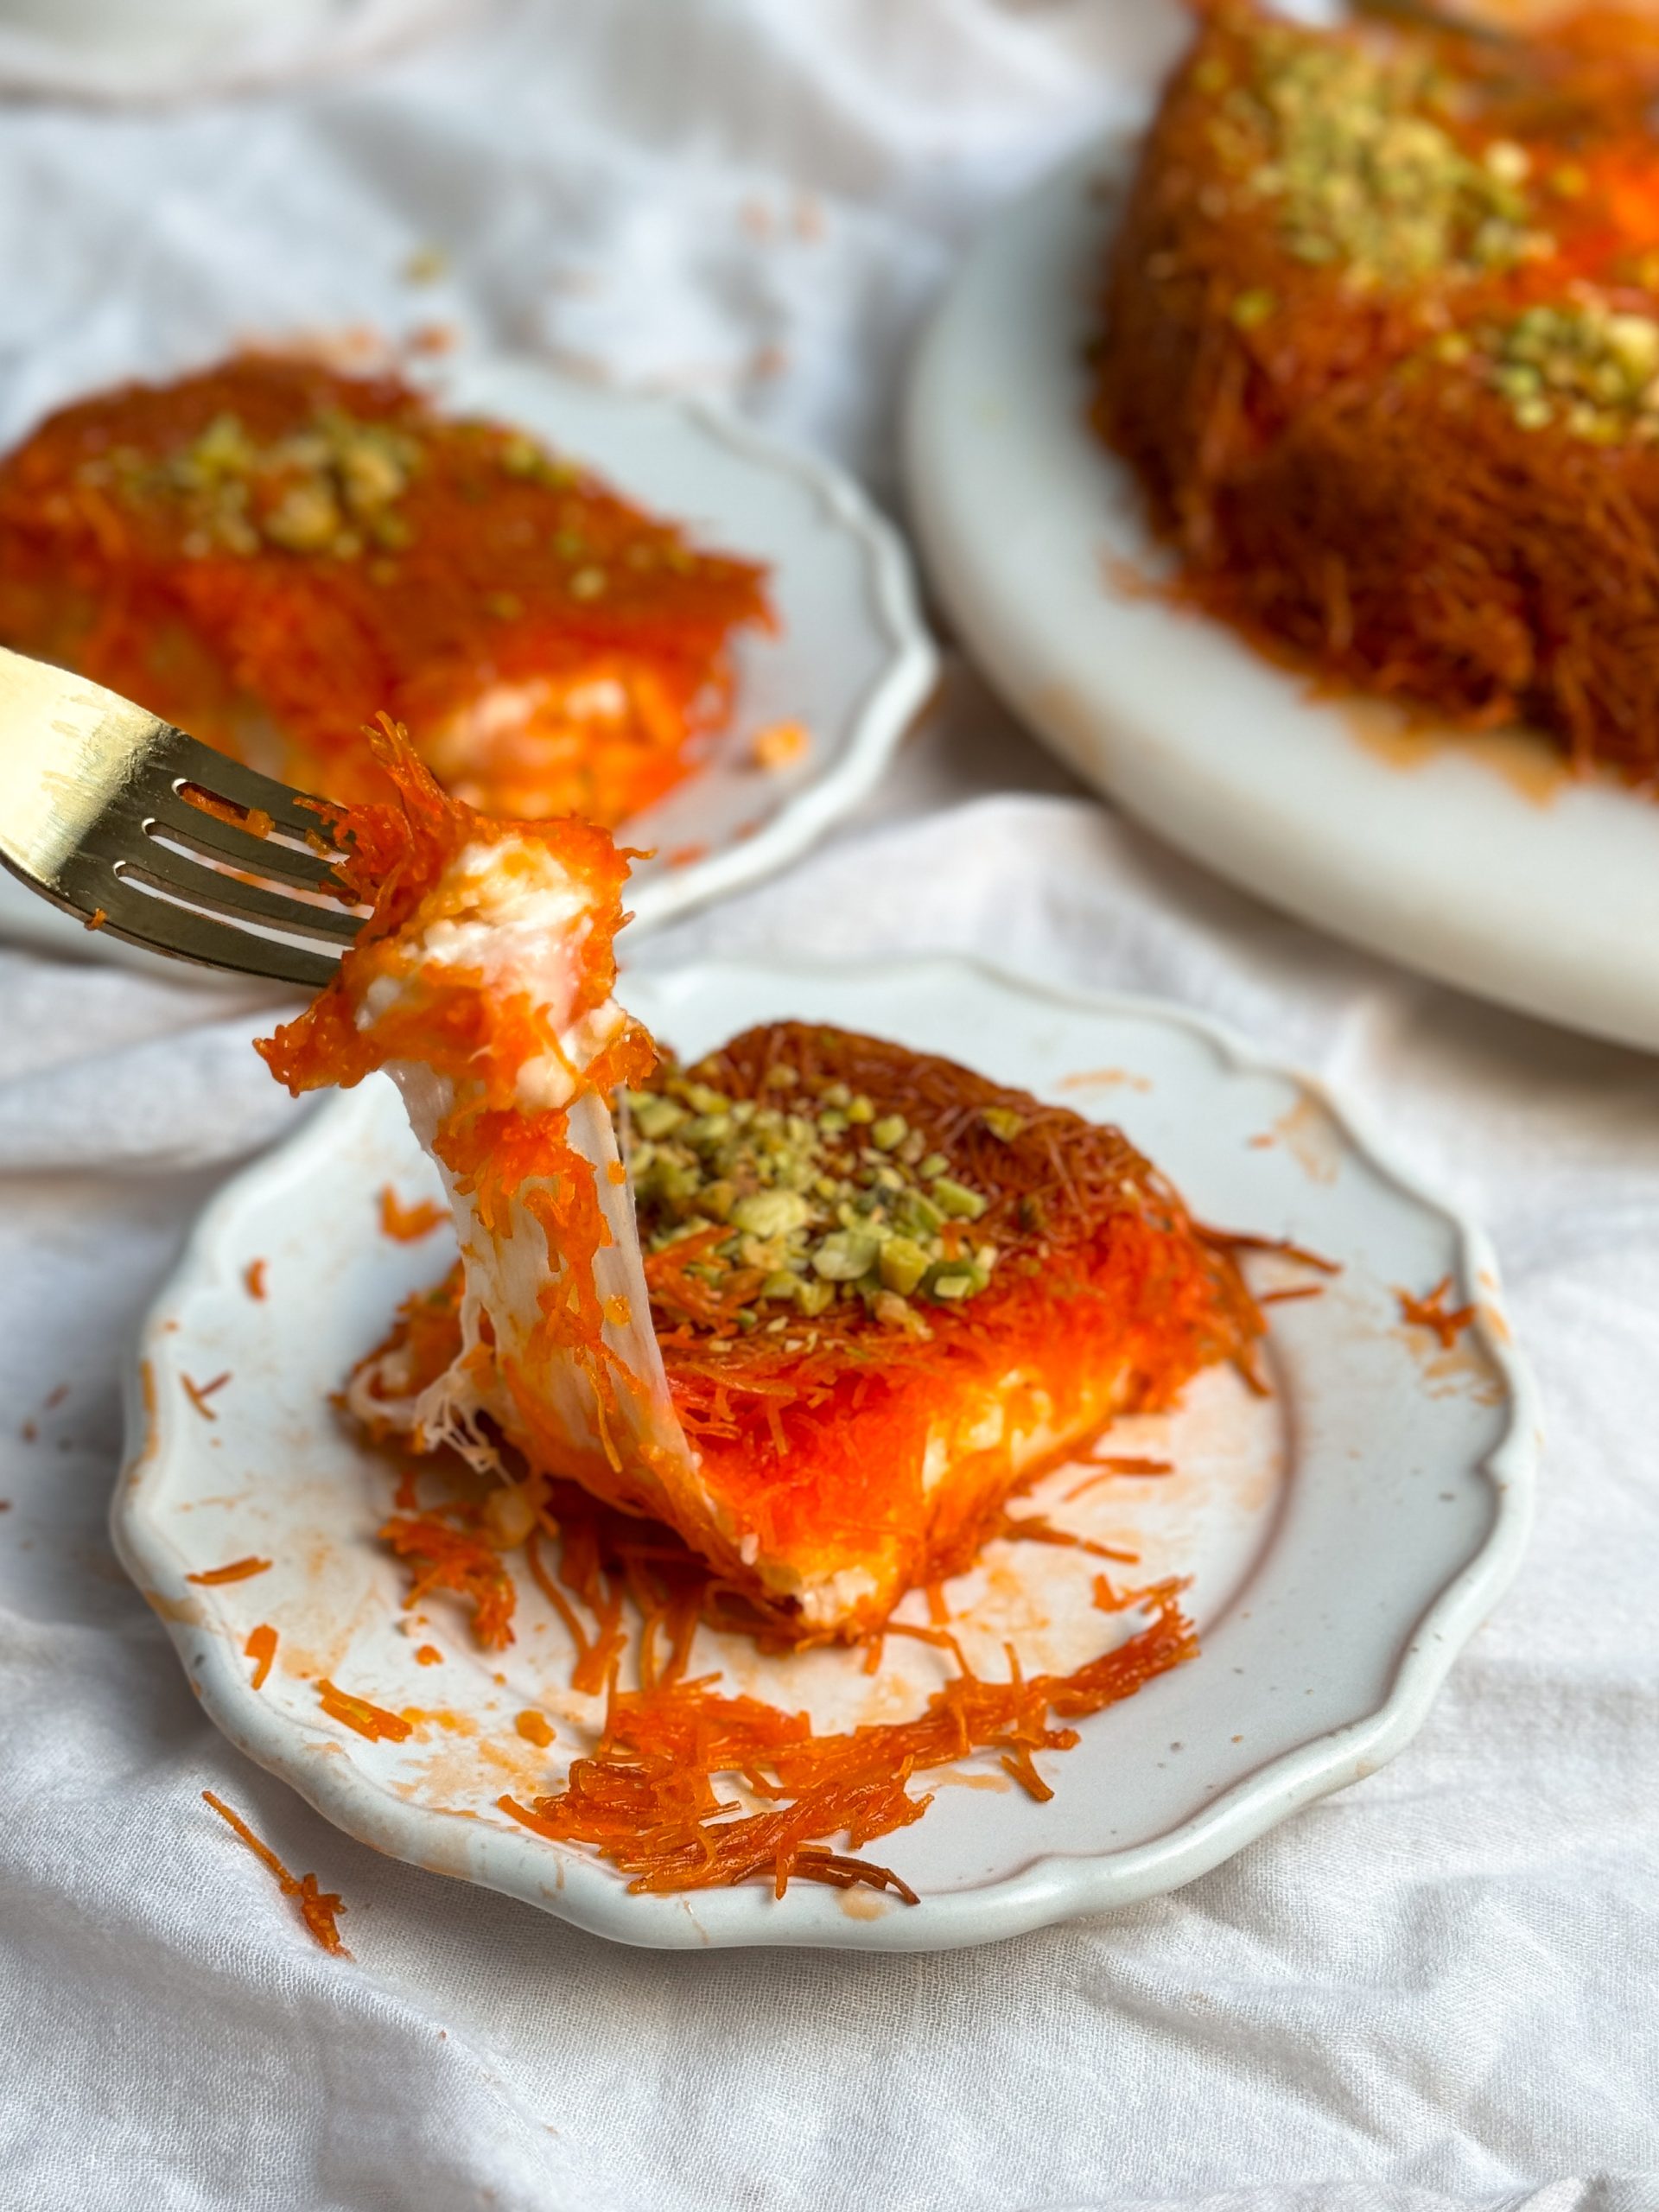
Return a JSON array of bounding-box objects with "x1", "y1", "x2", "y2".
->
[
  {"x1": 1397, "y1": 1275, "x2": 1478, "y2": 1349},
  {"x1": 1063, "y1": 1457, "x2": 1174, "y2": 1503},
  {"x1": 515, "y1": 1710, "x2": 556, "y2": 1748},
  {"x1": 181, "y1": 785, "x2": 275, "y2": 841},
  {"x1": 244, "y1": 1259, "x2": 268, "y2": 1301},
  {"x1": 499, "y1": 1583, "x2": 1195, "y2": 1901},
  {"x1": 415, "y1": 1643, "x2": 443, "y2": 1666},
  {"x1": 188, "y1": 1556, "x2": 271, "y2": 1586},
  {"x1": 317, "y1": 1679, "x2": 413, "y2": 1743},
  {"x1": 379, "y1": 1512, "x2": 518, "y2": 1650},
  {"x1": 339, "y1": 1425, "x2": 1199, "y2": 1901},
  {"x1": 201, "y1": 1789, "x2": 349, "y2": 1955},
  {"x1": 752, "y1": 719, "x2": 810, "y2": 771},
  {"x1": 181, "y1": 1370, "x2": 231, "y2": 1421},
  {"x1": 378, "y1": 1187, "x2": 447, "y2": 1243},
  {"x1": 245, "y1": 1624, "x2": 278, "y2": 1688},
  {"x1": 993, "y1": 1509, "x2": 1139, "y2": 1566},
  {"x1": 1204, "y1": 1227, "x2": 1341, "y2": 1276}
]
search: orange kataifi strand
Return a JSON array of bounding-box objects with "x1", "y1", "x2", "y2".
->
[
  {"x1": 188, "y1": 1556, "x2": 270, "y2": 1586},
  {"x1": 201, "y1": 1789, "x2": 349, "y2": 1955},
  {"x1": 316, "y1": 1680, "x2": 412, "y2": 1743},
  {"x1": 1397, "y1": 1275, "x2": 1478, "y2": 1349},
  {"x1": 245, "y1": 1624, "x2": 277, "y2": 1689}
]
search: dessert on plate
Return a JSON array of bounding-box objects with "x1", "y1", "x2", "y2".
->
[
  {"x1": 0, "y1": 353, "x2": 771, "y2": 825},
  {"x1": 251, "y1": 734, "x2": 1264, "y2": 1898},
  {"x1": 259, "y1": 734, "x2": 1259, "y2": 1646},
  {"x1": 1095, "y1": 1, "x2": 1659, "y2": 786}
]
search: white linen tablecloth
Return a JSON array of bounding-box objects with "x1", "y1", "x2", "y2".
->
[{"x1": 0, "y1": 5, "x2": 1656, "y2": 2208}]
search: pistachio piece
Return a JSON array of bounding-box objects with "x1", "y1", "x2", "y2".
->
[
  {"x1": 731, "y1": 1189, "x2": 810, "y2": 1239},
  {"x1": 895, "y1": 1189, "x2": 944, "y2": 1236},
  {"x1": 681, "y1": 1113, "x2": 731, "y2": 1145},
  {"x1": 980, "y1": 1107, "x2": 1025, "y2": 1142},
  {"x1": 264, "y1": 481, "x2": 342, "y2": 553},
  {"x1": 844, "y1": 1095, "x2": 874, "y2": 1125},
  {"x1": 499, "y1": 432, "x2": 543, "y2": 475},
  {"x1": 878, "y1": 1236, "x2": 929, "y2": 1297},
  {"x1": 339, "y1": 435, "x2": 408, "y2": 513},
  {"x1": 931, "y1": 1176, "x2": 988, "y2": 1222},
  {"x1": 1230, "y1": 287, "x2": 1276, "y2": 332},
  {"x1": 871, "y1": 1114, "x2": 907, "y2": 1151},
  {"x1": 872, "y1": 1290, "x2": 929, "y2": 1338},
  {"x1": 632, "y1": 1096, "x2": 687, "y2": 1140},
  {"x1": 700, "y1": 1179, "x2": 736, "y2": 1223},
  {"x1": 811, "y1": 1230, "x2": 880, "y2": 1281},
  {"x1": 656, "y1": 1161, "x2": 702, "y2": 1207}
]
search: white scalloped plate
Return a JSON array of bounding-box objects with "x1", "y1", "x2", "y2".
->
[
  {"x1": 0, "y1": 355, "x2": 935, "y2": 976},
  {"x1": 904, "y1": 143, "x2": 1659, "y2": 1055},
  {"x1": 112, "y1": 958, "x2": 1537, "y2": 1951}
]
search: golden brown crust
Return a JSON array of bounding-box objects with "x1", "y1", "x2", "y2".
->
[{"x1": 1095, "y1": 3, "x2": 1659, "y2": 781}]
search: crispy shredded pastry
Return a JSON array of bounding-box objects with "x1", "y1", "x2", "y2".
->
[
  {"x1": 0, "y1": 352, "x2": 772, "y2": 824},
  {"x1": 1095, "y1": 2, "x2": 1659, "y2": 785}
]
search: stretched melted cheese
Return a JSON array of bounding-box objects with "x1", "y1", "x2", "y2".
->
[{"x1": 258, "y1": 733, "x2": 706, "y2": 1535}]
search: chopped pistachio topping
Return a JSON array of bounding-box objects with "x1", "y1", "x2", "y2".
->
[
  {"x1": 81, "y1": 404, "x2": 579, "y2": 563},
  {"x1": 1478, "y1": 299, "x2": 1659, "y2": 443},
  {"x1": 83, "y1": 407, "x2": 423, "y2": 563},
  {"x1": 1204, "y1": 25, "x2": 1551, "y2": 291},
  {"x1": 620, "y1": 1057, "x2": 1005, "y2": 1325}
]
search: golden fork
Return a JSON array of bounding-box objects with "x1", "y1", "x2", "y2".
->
[{"x1": 0, "y1": 646, "x2": 359, "y2": 989}]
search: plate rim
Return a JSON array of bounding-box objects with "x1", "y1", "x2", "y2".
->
[
  {"x1": 0, "y1": 353, "x2": 938, "y2": 981},
  {"x1": 111, "y1": 955, "x2": 1541, "y2": 1951},
  {"x1": 610, "y1": 385, "x2": 938, "y2": 937},
  {"x1": 901, "y1": 137, "x2": 1659, "y2": 1057}
]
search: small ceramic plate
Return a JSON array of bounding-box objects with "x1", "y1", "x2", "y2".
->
[
  {"x1": 0, "y1": 355, "x2": 935, "y2": 976},
  {"x1": 904, "y1": 144, "x2": 1659, "y2": 1056},
  {"x1": 112, "y1": 957, "x2": 1536, "y2": 1952}
]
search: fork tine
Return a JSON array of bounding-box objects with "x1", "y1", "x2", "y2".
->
[
  {"x1": 0, "y1": 646, "x2": 364, "y2": 987},
  {"x1": 147, "y1": 727, "x2": 343, "y2": 848},
  {"x1": 47, "y1": 858, "x2": 340, "y2": 990},
  {"x1": 140, "y1": 777, "x2": 345, "y2": 893},
  {"x1": 98, "y1": 839, "x2": 365, "y2": 945}
]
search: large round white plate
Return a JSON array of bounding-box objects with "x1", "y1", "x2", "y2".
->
[
  {"x1": 0, "y1": 355, "x2": 935, "y2": 977},
  {"x1": 111, "y1": 957, "x2": 1536, "y2": 1952},
  {"x1": 904, "y1": 144, "x2": 1659, "y2": 1056}
]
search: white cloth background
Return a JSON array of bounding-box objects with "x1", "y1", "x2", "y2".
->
[{"x1": 0, "y1": 4, "x2": 1655, "y2": 2208}]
